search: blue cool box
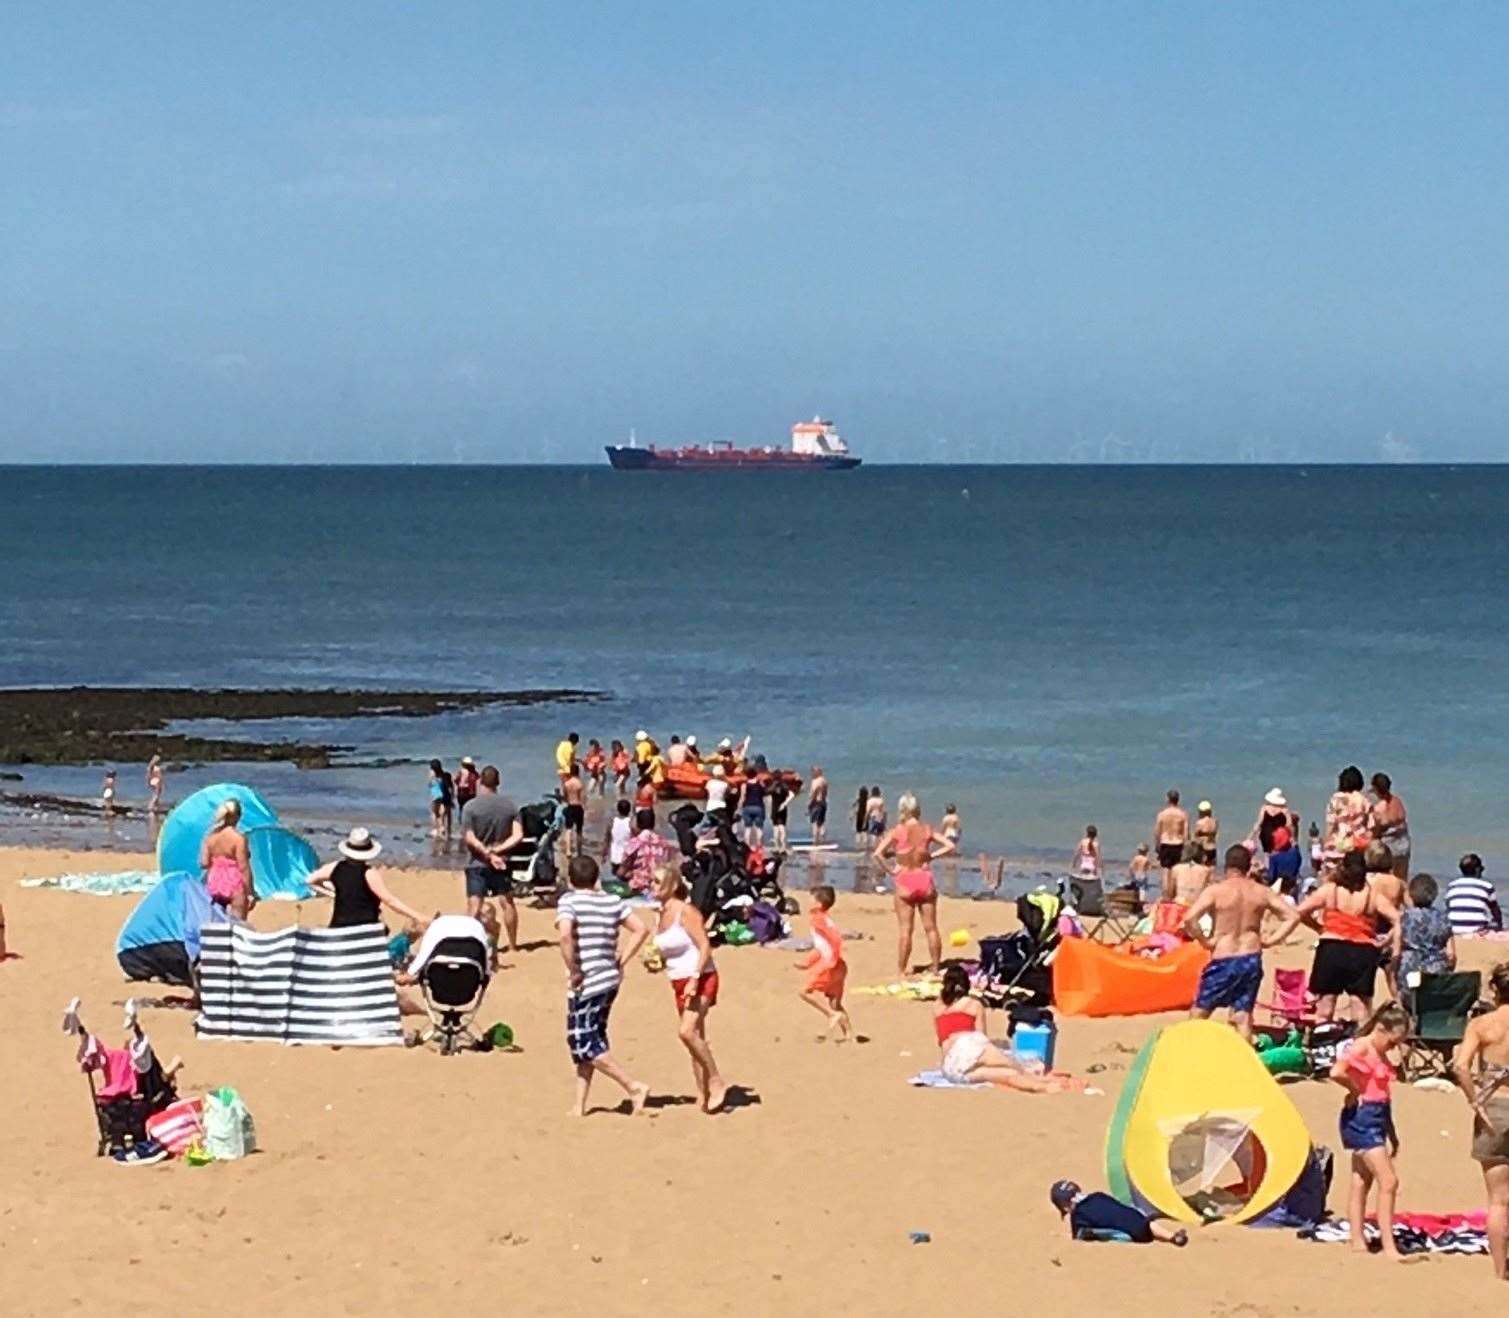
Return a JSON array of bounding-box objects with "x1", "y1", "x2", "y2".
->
[{"x1": 1012, "y1": 1020, "x2": 1057, "y2": 1070}]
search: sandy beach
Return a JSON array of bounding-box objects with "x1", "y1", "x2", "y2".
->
[{"x1": 1, "y1": 844, "x2": 1504, "y2": 1317}]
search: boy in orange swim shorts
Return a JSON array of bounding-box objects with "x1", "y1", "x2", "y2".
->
[{"x1": 796, "y1": 885, "x2": 852, "y2": 1041}]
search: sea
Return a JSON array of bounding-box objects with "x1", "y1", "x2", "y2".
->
[{"x1": 2, "y1": 463, "x2": 1506, "y2": 889}]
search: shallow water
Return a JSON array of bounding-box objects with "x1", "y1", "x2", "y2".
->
[{"x1": 2, "y1": 463, "x2": 1505, "y2": 879}]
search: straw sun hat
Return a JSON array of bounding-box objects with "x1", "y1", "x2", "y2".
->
[{"x1": 338, "y1": 827, "x2": 382, "y2": 862}]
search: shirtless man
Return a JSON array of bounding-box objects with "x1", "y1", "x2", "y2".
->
[
  {"x1": 1364, "y1": 840, "x2": 1407, "y2": 994},
  {"x1": 561, "y1": 762, "x2": 586, "y2": 858},
  {"x1": 1184, "y1": 843, "x2": 1290, "y2": 1040},
  {"x1": 807, "y1": 766, "x2": 829, "y2": 846},
  {"x1": 1193, "y1": 800, "x2": 1218, "y2": 864},
  {"x1": 1454, "y1": 963, "x2": 1509, "y2": 1280},
  {"x1": 1166, "y1": 839, "x2": 1212, "y2": 908},
  {"x1": 1154, "y1": 790, "x2": 1189, "y2": 887}
]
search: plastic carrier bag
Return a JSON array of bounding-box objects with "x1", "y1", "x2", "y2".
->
[{"x1": 203, "y1": 1087, "x2": 257, "y2": 1161}]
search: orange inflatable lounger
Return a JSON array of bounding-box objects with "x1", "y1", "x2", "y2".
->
[{"x1": 1053, "y1": 938, "x2": 1211, "y2": 1018}]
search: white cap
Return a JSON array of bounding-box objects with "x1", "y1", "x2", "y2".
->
[
  {"x1": 718, "y1": 737, "x2": 732, "y2": 750},
  {"x1": 635, "y1": 729, "x2": 648, "y2": 742},
  {"x1": 686, "y1": 735, "x2": 697, "y2": 747}
]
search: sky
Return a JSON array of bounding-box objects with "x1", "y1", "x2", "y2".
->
[{"x1": 2, "y1": 2, "x2": 1507, "y2": 463}]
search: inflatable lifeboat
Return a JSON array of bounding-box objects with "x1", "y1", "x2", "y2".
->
[{"x1": 658, "y1": 762, "x2": 804, "y2": 801}]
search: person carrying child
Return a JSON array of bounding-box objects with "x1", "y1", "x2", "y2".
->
[
  {"x1": 1050, "y1": 1180, "x2": 1188, "y2": 1245},
  {"x1": 796, "y1": 884, "x2": 851, "y2": 1040},
  {"x1": 1331, "y1": 1002, "x2": 1410, "y2": 1261}
]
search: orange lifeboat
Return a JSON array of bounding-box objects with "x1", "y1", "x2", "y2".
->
[{"x1": 658, "y1": 762, "x2": 804, "y2": 801}]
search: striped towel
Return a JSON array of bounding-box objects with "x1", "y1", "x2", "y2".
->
[
  {"x1": 196, "y1": 923, "x2": 403, "y2": 1047},
  {"x1": 145, "y1": 1097, "x2": 204, "y2": 1154}
]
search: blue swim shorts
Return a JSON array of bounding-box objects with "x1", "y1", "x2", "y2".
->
[{"x1": 1195, "y1": 952, "x2": 1264, "y2": 1014}]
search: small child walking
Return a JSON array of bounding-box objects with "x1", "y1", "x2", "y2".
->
[
  {"x1": 796, "y1": 885, "x2": 851, "y2": 1040},
  {"x1": 1331, "y1": 1003, "x2": 1409, "y2": 1261},
  {"x1": 1050, "y1": 1180, "x2": 1188, "y2": 1245}
]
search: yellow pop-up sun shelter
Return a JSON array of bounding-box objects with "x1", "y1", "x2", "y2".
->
[{"x1": 1105, "y1": 1019, "x2": 1312, "y2": 1226}]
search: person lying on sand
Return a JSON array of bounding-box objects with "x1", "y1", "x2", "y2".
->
[
  {"x1": 934, "y1": 966, "x2": 1082, "y2": 1093},
  {"x1": 1050, "y1": 1180, "x2": 1188, "y2": 1245}
]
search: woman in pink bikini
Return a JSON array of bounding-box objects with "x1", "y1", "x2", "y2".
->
[
  {"x1": 874, "y1": 792, "x2": 955, "y2": 977},
  {"x1": 200, "y1": 798, "x2": 255, "y2": 920}
]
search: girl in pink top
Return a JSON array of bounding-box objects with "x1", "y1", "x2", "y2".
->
[{"x1": 1331, "y1": 1004, "x2": 1409, "y2": 1260}]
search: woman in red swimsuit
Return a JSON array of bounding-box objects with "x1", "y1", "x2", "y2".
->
[
  {"x1": 874, "y1": 792, "x2": 956, "y2": 978},
  {"x1": 934, "y1": 966, "x2": 1081, "y2": 1091},
  {"x1": 1266, "y1": 851, "x2": 1401, "y2": 1024}
]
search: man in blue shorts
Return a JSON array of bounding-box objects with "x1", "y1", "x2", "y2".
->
[{"x1": 1182, "y1": 843, "x2": 1292, "y2": 1042}]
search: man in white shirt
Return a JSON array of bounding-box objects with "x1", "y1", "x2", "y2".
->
[{"x1": 704, "y1": 765, "x2": 729, "y2": 820}]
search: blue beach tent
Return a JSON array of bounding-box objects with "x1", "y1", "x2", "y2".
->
[
  {"x1": 115, "y1": 871, "x2": 226, "y2": 986},
  {"x1": 244, "y1": 824, "x2": 318, "y2": 900}
]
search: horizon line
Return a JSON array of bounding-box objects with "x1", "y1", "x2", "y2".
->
[{"x1": 2, "y1": 459, "x2": 1507, "y2": 470}]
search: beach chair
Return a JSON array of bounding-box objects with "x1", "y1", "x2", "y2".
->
[
  {"x1": 1083, "y1": 884, "x2": 1146, "y2": 945},
  {"x1": 1256, "y1": 968, "x2": 1318, "y2": 1042},
  {"x1": 1401, "y1": 970, "x2": 1482, "y2": 1081}
]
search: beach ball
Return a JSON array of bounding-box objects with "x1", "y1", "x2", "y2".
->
[{"x1": 949, "y1": 929, "x2": 970, "y2": 948}]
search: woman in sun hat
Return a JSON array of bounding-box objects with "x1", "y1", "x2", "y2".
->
[
  {"x1": 1253, "y1": 788, "x2": 1294, "y2": 856},
  {"x1": 306, "y1": 828, "x2": 429, "y2": 930}
]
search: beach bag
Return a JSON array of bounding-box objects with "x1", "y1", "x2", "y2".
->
[
  {"x1": 746, "y1": 901, "x2": 785, "y2": 944},
  {"x1": 203, "y1": 1087, "x2": 257, "y2": 1160},
  {"x1": 145, "y1": 1097, "x2": 205, "y2": 1156}
]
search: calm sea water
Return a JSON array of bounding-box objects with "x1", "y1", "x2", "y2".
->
[{"x1": 2, "y1": 464, "x2": 1505, "y2": 880}]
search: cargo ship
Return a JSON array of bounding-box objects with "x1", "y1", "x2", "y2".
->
[{"x1": 605, "y1": 417, "x2": 861, "y2": 471}]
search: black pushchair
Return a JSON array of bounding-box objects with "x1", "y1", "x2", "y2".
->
[
  {"x1": 510, "y1": 798, "x2": 564, "y2": 904},
  {"x1": 978, "y1": 888, "x2": 1063, "y2": 1008}
]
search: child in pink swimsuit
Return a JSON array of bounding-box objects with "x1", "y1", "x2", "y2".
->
[{"x1": 1331, "y1": 1003, "x2": 1408, "y2": 1260}]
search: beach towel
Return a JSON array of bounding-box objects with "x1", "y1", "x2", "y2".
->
[
  {"x1": 1300, "y1": 1212, "x2": 1489, "y2": 1255},
  {"x1": 196, "y1": 923, "x2": 403, "y2": 1046},
  {"x1": 23, "y1": 870, "x2": 161, "y2": 895},
  {"x1": 855, "y1": 977, "x2": 943, "y2": 1001},
  {"x1": 908, "y1": 1070, "x2": 989, "y2": 1090}
]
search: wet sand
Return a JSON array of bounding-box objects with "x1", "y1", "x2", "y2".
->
[{"x1": 2, "y1": 842, "x2": 1505, "y2": 1316}]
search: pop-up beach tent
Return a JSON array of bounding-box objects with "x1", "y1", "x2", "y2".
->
[
  {"x1": 156, "y1": 783, "x2": 315, "y2": 899},
  {"x1": 117, "y1": 782, "x2": 319, "y2": 984},
  {"x1": 1105, "y1": 1019, "x2": 1312, "y2": 1226},
  {"x1": 116, "y1": 871, "x2": 227, "y2": 986}
]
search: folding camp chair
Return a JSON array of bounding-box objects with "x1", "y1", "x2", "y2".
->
[
  {"x1": 1079, "y1": 882, "x2": 1146, "y2": 945},
  {"x1": 1256, "y1": 968, "x2": 1319, "y2": 1043},
  {"x1": 1402, "y1": 970, "x2": 1482, "y2": 1081}
]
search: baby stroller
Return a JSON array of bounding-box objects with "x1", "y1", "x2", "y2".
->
[
  {"x1": 978, "y1": 888, "x2": 1064, "y2": 1008},
  {"x1": 510, "y1": 798, "x2": 564, "y2": 905},
  {"x1": 408, "y1": 923, "x2": 492, "y2": 1056}
]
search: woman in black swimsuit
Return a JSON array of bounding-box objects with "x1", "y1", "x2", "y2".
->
[{"x1": 306, "y1": 829, "x2": 428, "y2": 930}]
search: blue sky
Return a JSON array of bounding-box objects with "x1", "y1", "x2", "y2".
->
[{"x1": 2, "y1": 2, "x2": 1506, "y2": 462}]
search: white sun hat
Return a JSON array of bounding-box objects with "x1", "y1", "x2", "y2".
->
[
  {"x1": 1264, "y1": 788, "x2": 1287, "y2": 807},
  {"x1": 338, "y1": 827, "x2": 382, "y2": 862},
  {"x1": 635, "y1": 729, "x2": 648, "y2": 742},
  {"x1": 718, "y1": 737, "x2": 732, "y2": 750}
]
